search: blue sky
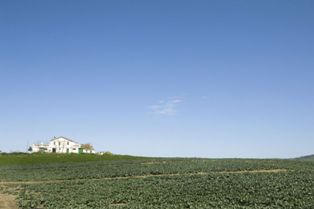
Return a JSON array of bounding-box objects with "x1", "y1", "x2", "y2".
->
[{"x1": 0, "y1": 0, "x2": 313, "y2": 158}]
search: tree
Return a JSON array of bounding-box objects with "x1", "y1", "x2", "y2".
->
[{"x1": 81, "y1": 143, "x2": 94, "y2": 151}]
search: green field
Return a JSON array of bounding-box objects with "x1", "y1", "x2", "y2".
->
[{"x1": 1, "y1": 154, "x2": 314, "y2": 209}]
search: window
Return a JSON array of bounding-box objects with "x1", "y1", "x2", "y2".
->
[{"x1": 67, "y1": 142, "x2": 69, "y2": 145}]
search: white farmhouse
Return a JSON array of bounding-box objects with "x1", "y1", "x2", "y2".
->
[{"x1": 30, "y1": 136, "x2": 95, "y2": 154}]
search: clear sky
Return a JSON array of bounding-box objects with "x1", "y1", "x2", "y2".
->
[{"x1": 0, "y1": 0, "x2": 313, "y2": 158}]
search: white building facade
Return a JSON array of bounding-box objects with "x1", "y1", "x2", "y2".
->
[{"x1": 30, "y1": 136, "x2": 94, "y2": 154}]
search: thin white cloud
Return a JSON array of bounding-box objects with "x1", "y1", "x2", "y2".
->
[{"x1": 149, "y1": 97, "x2": 183, "y2": 116}]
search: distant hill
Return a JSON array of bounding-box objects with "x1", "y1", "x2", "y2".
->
[{"x1": 296, "y1": 154, "x2": 314, "y2": 161}]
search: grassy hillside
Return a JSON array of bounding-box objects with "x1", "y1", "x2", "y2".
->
[
  {"x1": 297, "y1": 154, "x2": 314, "y2": 161},
  {"x1": 0, "y1": 153, "x2": 144, "y2": 166}
]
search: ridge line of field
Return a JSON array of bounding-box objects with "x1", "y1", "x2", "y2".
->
[{"x1": 0, "y1": 169, "x2": 287, "y2": 185}]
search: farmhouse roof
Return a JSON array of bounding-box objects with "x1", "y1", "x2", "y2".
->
[{"x1": 50, "y1": 136, "x2": 80, "y2": 144}]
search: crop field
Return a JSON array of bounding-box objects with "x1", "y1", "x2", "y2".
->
[{"x1": 0, "y1": 154, "x2": 314, "y2": 209}]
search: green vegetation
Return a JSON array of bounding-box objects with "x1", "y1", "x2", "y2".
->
[
  {"x1": 1, "y1": 154, "x2": 314, "y2": 209},
  {"x1": 296, "y1": 154, "x2": 314, "y2": 161},
  {"x1": 0, "y1": 153, "x2": 143, "y2": 166}
]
